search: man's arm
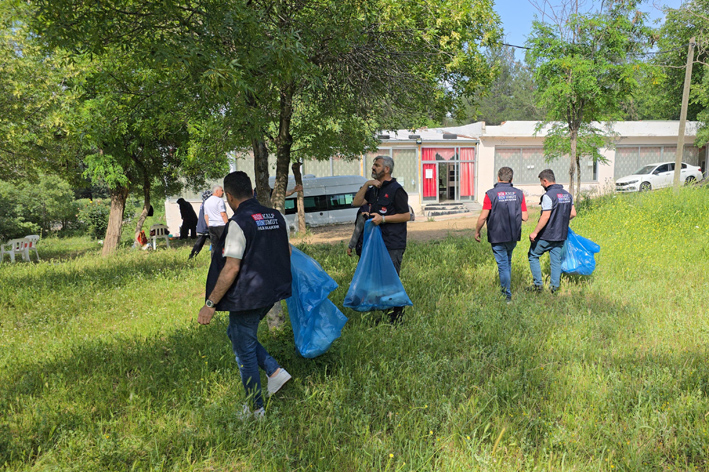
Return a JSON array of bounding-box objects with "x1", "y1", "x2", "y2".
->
[
  {"x1": 474, "y1": 209, "x2": 490, "y2": 242},
  {"x1": 352, "y1": 180, "x2": 380, "y2": 207},
  {"x1": 529, "y1": 211, "x2": 551, "y2": 242},
  {"x1": 204, "y1": 214, "x2": 209, "y2": 227},
  {"x1": 569, "y1": 205, "x2": 577, "y2": 220},
  {"x1": 286, "y1": 184, "x2": 303, "y2": 197},
  {"x1": 522, "y1": 210, "x2": 529, "y2": 222},
  {"x1": 197, "y1": 257, "x2": 241, "y2": 325}
]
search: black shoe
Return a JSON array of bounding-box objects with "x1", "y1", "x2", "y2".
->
[
  {"x1": 389, "y1": 308, "x2": 404, "y2": 325},
  {"x1": 525, "y1": 285, "x2": 543, "y2": 293},
  {"x1": 550, "y1": 286, "x2": 559, "y2": 294}
]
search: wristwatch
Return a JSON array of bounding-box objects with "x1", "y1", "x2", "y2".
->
[{"x1": 205, "y1": 299, "x2": 215, "y2": 308}]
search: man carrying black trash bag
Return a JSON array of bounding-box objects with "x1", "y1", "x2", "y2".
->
[
  {"x1": 197, "y1": 171, "x2": 292, "y2": 420},
  {"x1": 352, "y1": 155, "x2": 410, "y2": 323}
]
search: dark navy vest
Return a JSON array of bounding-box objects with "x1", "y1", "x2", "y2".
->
[
  {"x1": 366, "y1": 179, "x2": 407, "y2": 250},
  {"x1": 206, "y1": 198, "x2": 292, "y2": 312},
  {"x1": 485, "y1": 182, "x2": 525, "y2": 244},
  {"x1": 537, "y1": 184, "x2": 573, "y2": 242}
]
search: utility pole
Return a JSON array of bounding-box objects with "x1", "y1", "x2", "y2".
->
[{"x1": 674, "y1": 37, "x2": 695, "y2": 192}]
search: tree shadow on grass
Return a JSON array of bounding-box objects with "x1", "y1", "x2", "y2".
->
[{"x1": 0, "y1": 313, "x2": 331, "y2": 468}]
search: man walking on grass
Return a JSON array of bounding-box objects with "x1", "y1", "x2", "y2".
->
[
  {"x1": 352, "y1": 155, "x2": 410, "y2": 323},
  {"x1": 197, "y1": 171, "x2": 292, "y2": 419},
  {"x1": 475, "y1": 166, "x2": 528, "y2": 303},
  {"x1": 527, "y1": 169, "x2": 576, "y2": 294}
]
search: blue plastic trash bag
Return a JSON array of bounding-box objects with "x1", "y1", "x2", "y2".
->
[
  {"x1": 561, "y1": 228, "x2": 600, "y2": 275},
  {"x1": 286, "y1": 247, "x2": 348, "y2": 358},
  {"x1": 344, "y1": 220, "x2": 413, "y2": 311}
]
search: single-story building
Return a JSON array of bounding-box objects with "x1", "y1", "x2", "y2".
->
[{"x1": 164, "y1": 121, "x2": 707, "y2": 235}]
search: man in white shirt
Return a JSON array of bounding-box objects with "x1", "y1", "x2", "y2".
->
[{"x1": 203, "y1": 185, "x2": 228, "y2": 244}]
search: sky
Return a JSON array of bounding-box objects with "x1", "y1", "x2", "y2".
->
[{"x1": 494, "y1": 0, "x2": 686, "y2": 54}]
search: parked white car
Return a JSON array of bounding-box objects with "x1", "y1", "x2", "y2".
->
[{"x1": 615, "y1": 162, "x2": 703, "y2": 192}]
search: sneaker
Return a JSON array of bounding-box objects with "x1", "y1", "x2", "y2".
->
[
  {"x1": 505, "y1": 297, "x2": 512, "y2": 304},
  {"x1": 253, "y1": 407, "x2": 265, "y2": 421},
  {"x1": 238, "y1": 404, "x2": 266, "y2": 421},
  {"x1": 550, "y1": 286, "x2": 559, "y2": 294},
  {"x1": 525, "y1": 285, "x2": 543, "y2": 293},
  {"x1": 267, "y1": 368, "x2": 291, "y2": 396}
]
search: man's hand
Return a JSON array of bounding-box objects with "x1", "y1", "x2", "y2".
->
[
  {"x1": 198, "y1": 305, "x2": 216, "y2": 325},
  {"x1": 529, "y1": 232, "x2": 538, "y2": 242},
  {"x1": 368, "y1": 179, "x2": 382, "y2": 188},
  {"x1": 370, "y1": 213, "x2": 383, "y2": 225},
  {"x1": 474, "y1": 231, "x2": 481, "y2": 242},
  {"x1": 347, "y1": 247, "x2": 353, "y2": 257}
]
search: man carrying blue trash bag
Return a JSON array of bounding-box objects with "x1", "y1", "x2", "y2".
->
[{"x1": 347, "y1": 155, "x2": 413, "y2": 323}]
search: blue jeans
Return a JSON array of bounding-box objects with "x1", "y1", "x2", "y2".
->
[
  {"x1": 227, "y1": 307, "x2": 281, "y2": 409},
  {"x1": 528, "y1": 240, "x2": 565, "y2": 289},
  {"x1": 491, "y1": 241, "x2": 517, "y2": 299}
]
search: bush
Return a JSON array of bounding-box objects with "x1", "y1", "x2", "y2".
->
[
  {"x1": 76, "y1": 198, "x2": 111, "y2": 239},
  {"x1": 0, "y1": 175, "x2": 79, "y2": 240}
]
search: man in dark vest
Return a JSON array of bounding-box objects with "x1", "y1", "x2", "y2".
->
[
  {"x1": 527, "y1": 169, "x2": 577, "y2": 293},
  {"x1": 474, "y1": 166, "x2": 528, "y2": 302},
  {"x1": 352, "y1": 155, "x2": 410, "y2": 323},
  {"x1": 197, "y1": 171, "x2": 292, "y2": 420}
]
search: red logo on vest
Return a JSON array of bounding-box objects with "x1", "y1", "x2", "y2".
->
[
  {"x1": 385, "y1": 193, "x2": 389, "y2": 198},
  {"x1": 251, "y1": 213, "x2": 264, "y2": 221}
]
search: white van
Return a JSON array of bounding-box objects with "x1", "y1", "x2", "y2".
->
[{"x1": 269, "y1": 175, "x2": 368, "y2": 230}]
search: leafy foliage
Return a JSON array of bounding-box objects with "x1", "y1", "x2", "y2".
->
[
  {"x1": 0, "y1": 175, "x2": 79, "y2": 240},
  {"x1": 526, "y1": 1, "x2": 650, "y2": 197}
]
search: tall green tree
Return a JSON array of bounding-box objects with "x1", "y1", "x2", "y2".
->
[
  {"x1": 31, "y1": 0, "x2": 501, "y2": 216},
  {"x1": 445, "y1": 45, "x2": 544, "y2": 126},
  {"x1": 526, "y1": 1, "x2": 650, "y2": 199},
  {"x1": 0, "y1": 0, "x2": 80, "y2": 182}
]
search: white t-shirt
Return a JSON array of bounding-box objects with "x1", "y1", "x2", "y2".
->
[
  {"x1": 222, "y1": 211, "x2": 289, "y2": 260},
  {"x1": 223, "y1": 221, "x2": 247, "y2": 259},
  {"x1": 203, "y1": 195, "x2": 227, "y2": 227}
]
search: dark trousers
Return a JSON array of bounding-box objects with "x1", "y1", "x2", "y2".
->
[
  {"x1": 208, "y1": 225, "x2": 226, "y2": 246},
  {"x1": 387, "y1": 248, "x2": 406, "y2": 316},
  {"x1": 189, "y1": 233, "x2": 209, "y2": 258}
]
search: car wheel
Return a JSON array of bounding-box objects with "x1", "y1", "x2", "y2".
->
[
  {"x1": 639, "y1": 181, "x2": 651, "y2": 192},
  {"x1": 685, "y1": 176, "x2": 697, "y2": 185}
]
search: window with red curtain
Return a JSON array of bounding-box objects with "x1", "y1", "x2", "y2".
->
[
  {"x1": 460, "y1": 148, "x2": 475, "y2": 197},
  {"x1": 422, "y1": 148, "x2": 438, "y2": 198}
]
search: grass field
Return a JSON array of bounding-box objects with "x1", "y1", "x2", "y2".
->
[{"x1": 1, "y1": 187, "x2": 708, "y2": 471}]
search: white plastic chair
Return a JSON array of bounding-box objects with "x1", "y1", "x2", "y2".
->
[
  {"x1": 149, "y1": 224, "x2": 171, "y2": 250},
  {"x1": 24, "y1": 235, "x2": 40, "y2": 261},
  {"x1": 0, "y1": 239, "x2": 30, "y2": 262}
]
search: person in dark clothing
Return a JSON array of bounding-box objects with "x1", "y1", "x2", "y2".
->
[
  {"x1": 176, "y1": 198, "x2": 198, "y2": 239},
  {"x1": 474, "y1": 167, "x2": 529, "y2": 302},
  {"x1": 352, "y1": 155, "x2": 410, "y2": 323},
  {"x1": 527, "y1": 169, "x2": 577, "y2": 293},
  {"x1": 188, "y1": 190, "x2": 212, "y2": 259},
  {"x1": 346, "y1": 204, "x2": 370, "y2": 257},
  {"x1": 197, "y1": 171, "x2": 292, "y2": 420}
]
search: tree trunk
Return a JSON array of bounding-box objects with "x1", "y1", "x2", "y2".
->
[
  {"x1": 252, "y1": 137, "x2": 271, "y2": 207},
  {"x1": 133, "y1": 175, "x2": 151, "y2": 243},
  {"x1": 575, "y1": 153, "x2": 582, "y2": 203},
  {"x1": 568, "y1": 127, "x2": 578, "y2": 199},
  {"x1": 291, "y1": 161, "x2": 306, "y2": 234},
  {"x1": 102, "y1": 185, "x2": 129, "y2": 256},
  {"x1": 272, "y1": 84, "x2": 295, "y2": 214}
]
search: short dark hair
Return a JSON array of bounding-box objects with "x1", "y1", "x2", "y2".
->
[
  {"x1": 538, "y1": 169, "x2": 556, "y2": 182},
  {"x1": 498, "y1": 167, "x2": 514, "y2": 182},
  {"x1": 223, "y1": 171, "x2": 253, "y2": 200}
]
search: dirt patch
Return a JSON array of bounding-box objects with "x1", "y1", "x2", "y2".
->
[{"x1": 291, "y1": 213, "x2": 481, "y2": 246}]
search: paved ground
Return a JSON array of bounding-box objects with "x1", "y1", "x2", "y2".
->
[{"x1": 290, "y1": 212, "x2": 482, "y2": 246}]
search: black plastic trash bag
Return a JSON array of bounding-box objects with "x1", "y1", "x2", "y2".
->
[
  {"x1": 286, "y1": 247, "x2": 348, "y2": 358},
  {"x1": 561, "y1": 228, "x2": 600, "y2": 275},
  {"x1": 344, "y1": 220, "x2": 413, "y2": 312}
]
